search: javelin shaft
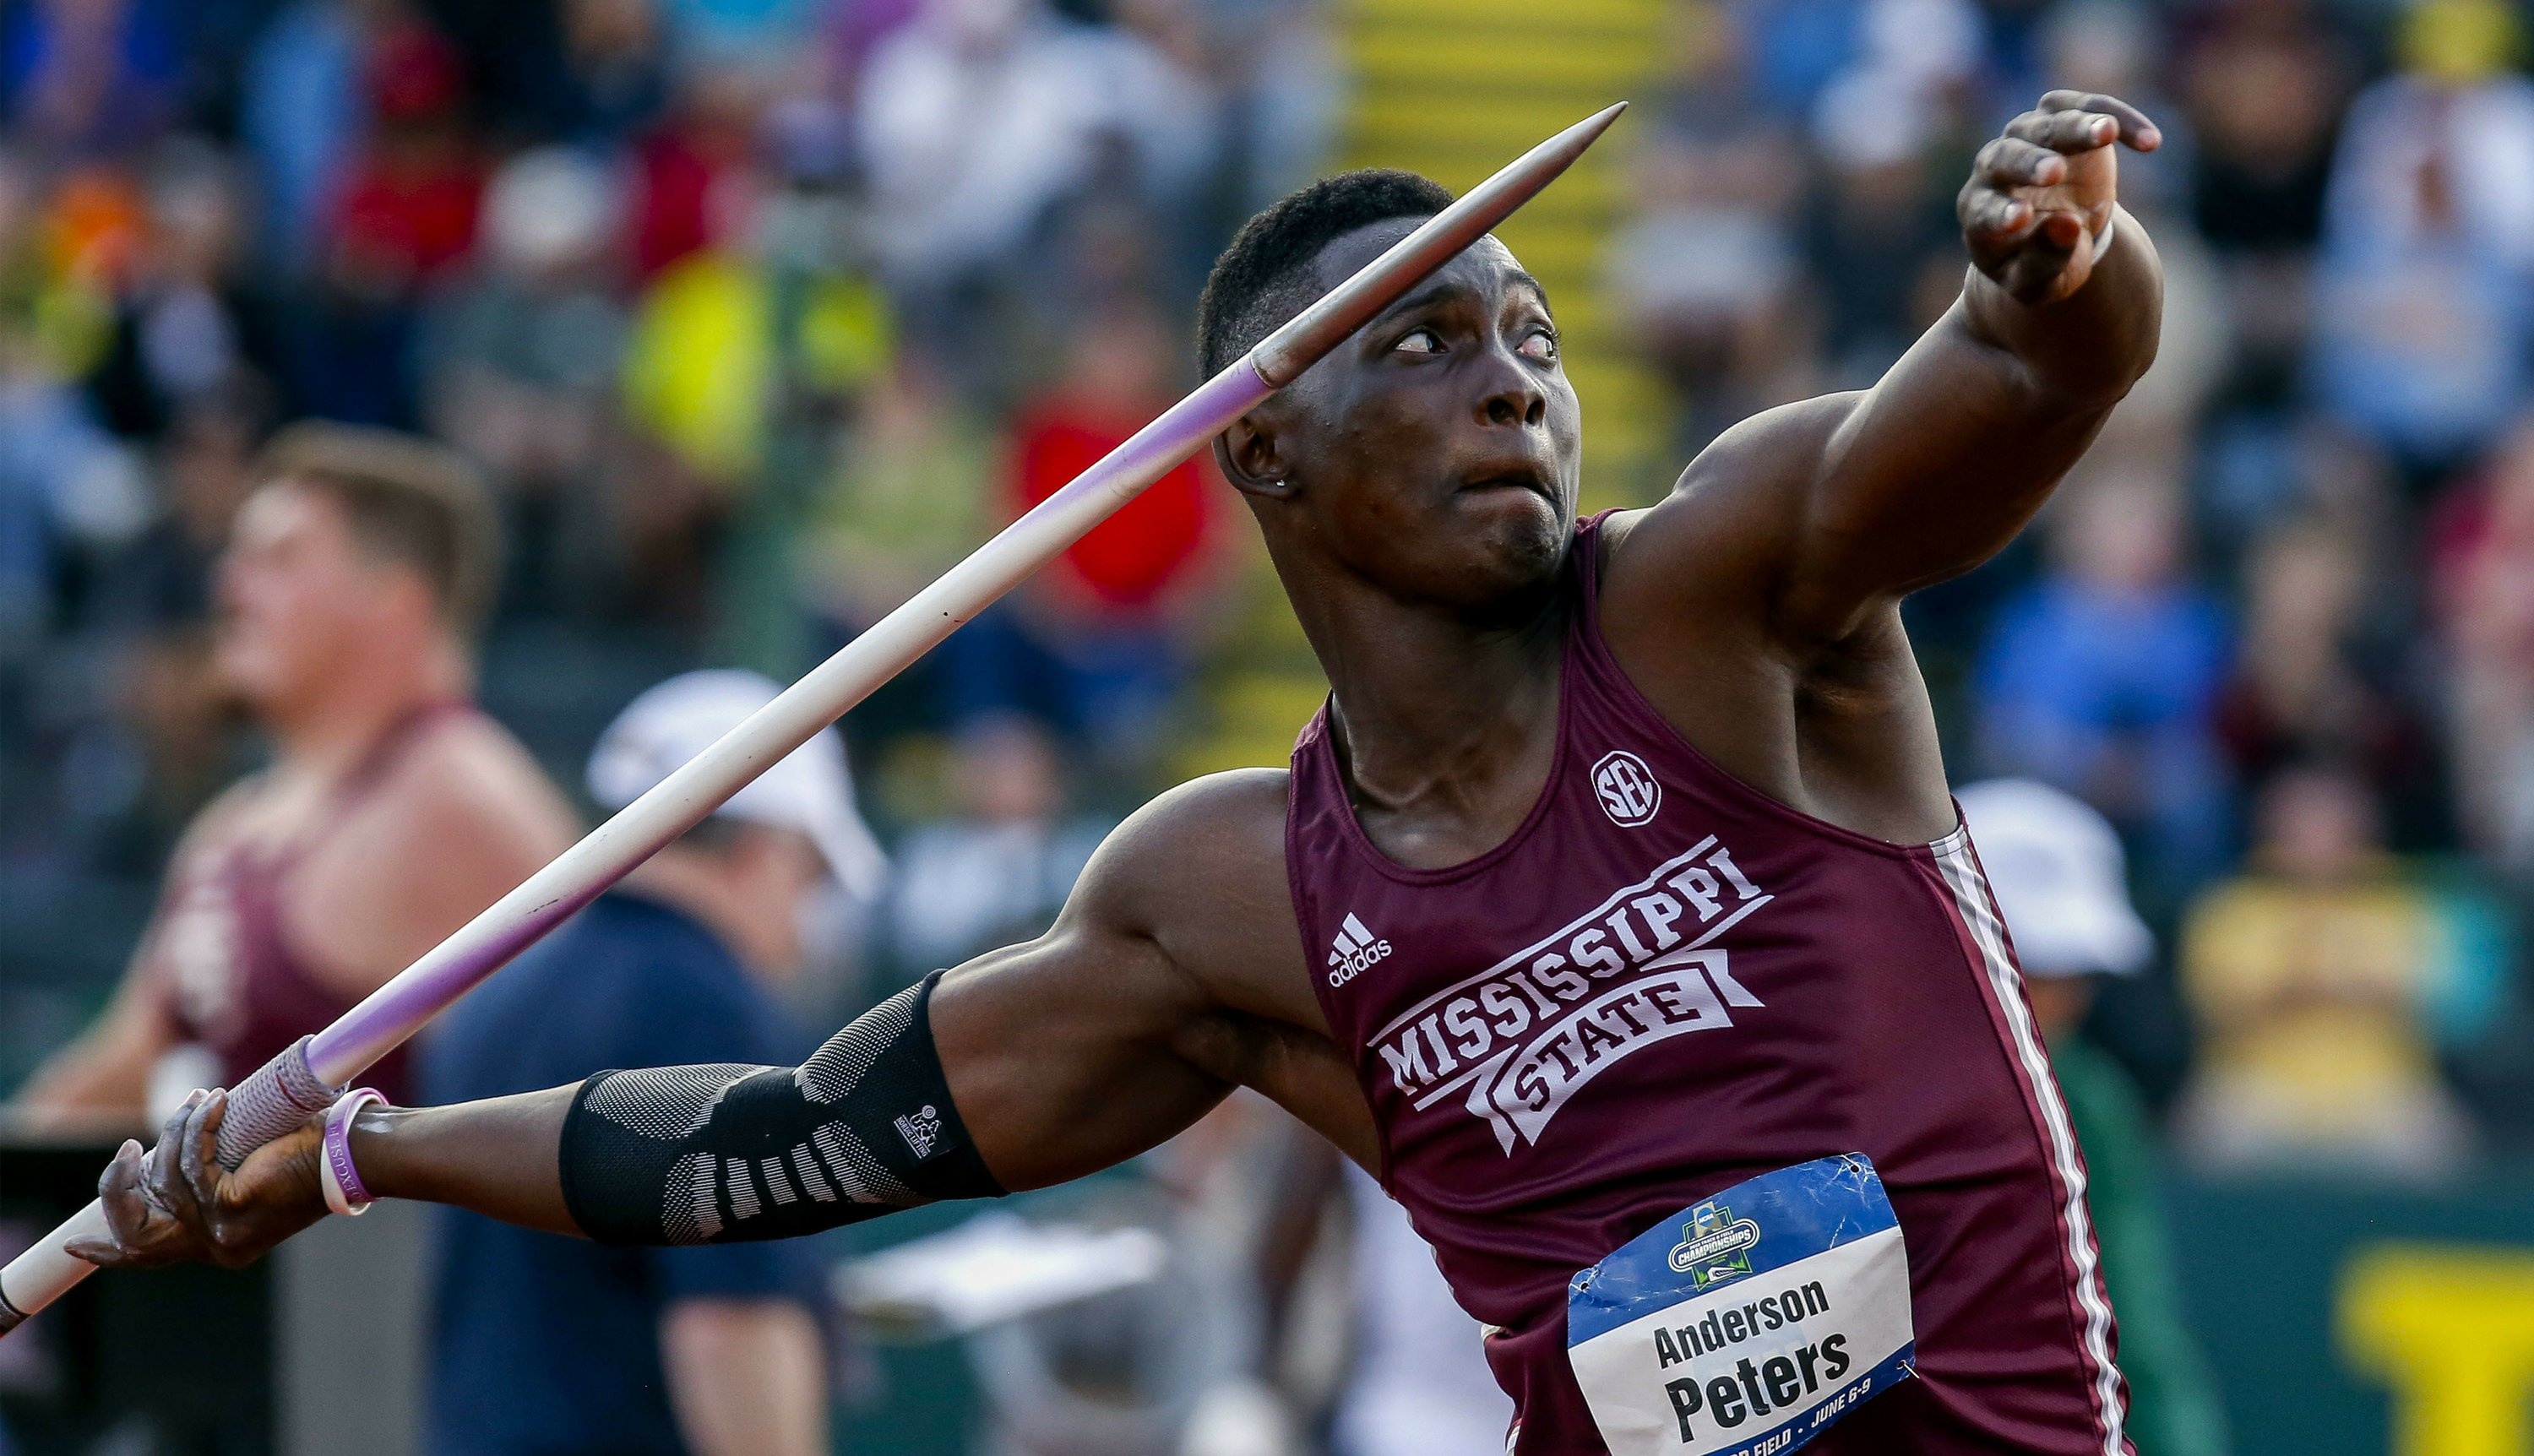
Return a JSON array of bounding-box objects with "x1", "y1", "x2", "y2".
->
[
  {"x1": 0, "y1": 359, "x2": 1272, "y2": 1338},
  {"x1": 317, "y1": 356, "x2": 1272, "y2": 1087},
  {"x1": 0, "y1": 101, "x2": 1625, "y2": 1336}
]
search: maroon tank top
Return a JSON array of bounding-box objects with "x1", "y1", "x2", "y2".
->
[
  {"x1": 150, "y1": 702, "x2": 476, "y2": 1103},
  {"x1": 1288, "y1": 515, "x2": 2128, "y2": 1456}
]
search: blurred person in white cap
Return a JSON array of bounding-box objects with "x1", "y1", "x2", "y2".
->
[
  {"x1": 416, "y1": 669, "x2": 883, "y2": 1456},
  {"x1": 1957, "y1": 779, "x2": 2230, "y2": 1456}
]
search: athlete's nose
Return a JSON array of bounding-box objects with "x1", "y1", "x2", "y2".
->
[{"x1": 1475, "y1": 345, "x2": 1548, "y2": 431}]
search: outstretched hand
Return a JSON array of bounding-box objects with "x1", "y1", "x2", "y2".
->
[
  {"x1": 1959, "y1": 90, "x2": 2161, "y2": 306},
  {"x1": 65, "y1": 1088, "x2": 330, "y2": 1271}
]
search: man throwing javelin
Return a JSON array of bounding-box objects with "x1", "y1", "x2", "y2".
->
[{"x1": 77, "y1": 93, "x2": 2162, "y2": 1456}]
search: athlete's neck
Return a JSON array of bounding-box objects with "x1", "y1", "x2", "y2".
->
[
  {"x1": 263, "y1": 633, "x2": 470, "y2": 776},
  {"x1": 1301, "y1": 568, "x2": 1565, "y2": 861}
]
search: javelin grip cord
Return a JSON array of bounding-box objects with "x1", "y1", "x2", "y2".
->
[{"x1": 213, "y1": 1037, "x2": 340, "y2": 1171}]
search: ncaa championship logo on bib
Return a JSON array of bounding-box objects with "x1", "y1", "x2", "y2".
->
[
  {"x1": 1568, "y1": 1155, "x2": 1914, "y2": 1456},
  {"x1": 1593, "y1": 750, "x2": 1661, "y2": 827}
]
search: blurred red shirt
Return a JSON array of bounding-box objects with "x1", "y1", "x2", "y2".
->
[
  {"x1": 332, "y1": 158, "x2": 482, "y2": 280},
  {"x1": 1009, "y1": 402, "x2": 1216, "y2": 613},
  {"x1": 329, "y1": 17, "x2": 481, "y2": 283}
]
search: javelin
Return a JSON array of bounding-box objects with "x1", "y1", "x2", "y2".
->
[{"x1": 0, "y1": 101, "x2": 1625, "y2": 1337}]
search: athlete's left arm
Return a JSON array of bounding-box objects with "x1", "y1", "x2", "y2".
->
[{"x1": 1633, "y1": 91, "x2": 2165, "y2": 646}]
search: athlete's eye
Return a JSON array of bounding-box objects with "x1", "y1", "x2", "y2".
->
[
  {"x1": 1519, "y1": 329, "x2": 1559, "y2": 363},
  {"x1": 1395, "y1": 329, "x2": 1443, "y2": 356}
]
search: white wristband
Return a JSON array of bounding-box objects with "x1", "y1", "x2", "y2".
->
[
  {"x1": 318, "y1": 1089, "x2": 388, "y2": 1216},
  {"x1": 2089, "y1": 208, "x2": 2122, "y2": 266}
]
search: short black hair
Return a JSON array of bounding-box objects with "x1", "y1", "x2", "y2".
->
[{"x1": 1196, "y1": 168, "x2": 1457, "y2": 377}]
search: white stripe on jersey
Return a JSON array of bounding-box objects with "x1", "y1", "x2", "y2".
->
[{"x1": 1932, "y1": 829, "x2": 2128, "y2": 1456}]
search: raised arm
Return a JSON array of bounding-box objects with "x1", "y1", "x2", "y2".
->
[
  {"x1": 1627, "y1": 91, "x2": 2166, "y2": 649},
  {"x1": 68, "y1": 773, "x2": 1357, "y2": 1269}
]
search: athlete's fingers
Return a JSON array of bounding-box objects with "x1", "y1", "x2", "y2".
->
[
  {"x1": 180, "y1": 1089, "x2": 227, "y2": 1216},
  {"x1": 2035, "y1": 90, "x2": 2161, "y2": 150},
  {"x1": 144, "y1": 1090, "x2": 209, "y2": 1228},
  {"x1": 2035, "y1": 209, "x2": 2089, "y2": 252},
  {"x1": 1997, "y1": 213, "x2": 2085, "y2": 302},
  {"x1": 62, "y1": 1233, "x2": 120, "y2": 1263},
  {"x1": 1977, "y1": 135, "x2": 2067, "y2": 188},
  {"x1": 2004, "y1": 108, "x2": 2118, "y2": 156},
  {"x1": 2020, "y1": 208, "x2": 2087, "y2": 256},
  {"x1": 74, "y1": 1139, "x2": 151, "y2": 1263},
  {"x1": 1957, "y1": 182, "x2": 2038, "y2": 248}
]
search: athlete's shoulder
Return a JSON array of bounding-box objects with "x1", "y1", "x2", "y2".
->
[
  {"x1": 1604, "y1": 391, "x2": 1873, "y2": 638},
  {"x1": 1069, "y1": 767, "x2": 1312, "y2": 1000},
  {"x1": 1137, "y1": 765, "x2": 1291, "y2": 829},
  {"x1": 1084, "y1": 768, "x2": 1291, "y2": 921},
  {"x1": 1632, "y1": 394, "x2": 1862, "y2": 550}
]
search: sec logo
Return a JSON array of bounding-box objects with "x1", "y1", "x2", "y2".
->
[{"x1": 1592, "y1": 750, "x2": 1661, "y2": 827}]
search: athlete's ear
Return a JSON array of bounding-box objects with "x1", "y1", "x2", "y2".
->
[{"x1": 1217, "y1": 413, "x2": 1297, "y2": 502}]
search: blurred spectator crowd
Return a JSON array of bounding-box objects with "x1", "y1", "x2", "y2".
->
[
  {"x1": 0, "y1": 0, "x2": 1310, "y2": 1076},
  {"x1": 1610, "y1": 0, "x2": 2534, "y2": 1172},
  {"x1": 6, "y1": 0, "x2": 2534, "y2": 1203}
]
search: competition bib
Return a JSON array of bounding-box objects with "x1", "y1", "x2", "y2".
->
[{"x1": 1567, "y1": 1154, "x2": 1914, "y2": 1456}]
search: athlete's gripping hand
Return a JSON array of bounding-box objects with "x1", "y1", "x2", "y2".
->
[
  {"x1": 65, "y1": 1088, "x2": 329, "y2": 1270},
  {"x1": 1958, "y1": 91, "x2": 2161, "y2": 306}
]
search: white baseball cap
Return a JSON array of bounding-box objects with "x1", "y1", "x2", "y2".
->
[
  {"x1": 587, "y1": 669, "x2": 888, "y2": 900},
  {"x1": 1955, "y1": 779, "x2": 2152, "y2": 980}
]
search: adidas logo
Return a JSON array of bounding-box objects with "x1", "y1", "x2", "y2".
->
[{"x1": 1326, "y1": 912, "x2": 1394, "y2": 988}]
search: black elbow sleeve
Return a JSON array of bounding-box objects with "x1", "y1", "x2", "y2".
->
[{"x1": 559, "y1": 970, "x2": 1004, "y2": 1245}]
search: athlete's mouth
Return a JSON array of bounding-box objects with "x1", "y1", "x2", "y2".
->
[{"x1": 1459, "y1": 463, "x2": 1556, "y2": 503}]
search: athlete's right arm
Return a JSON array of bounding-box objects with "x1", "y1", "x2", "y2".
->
[{"x1": 68, "y1": 772, "x2": 1363, "y2": 1269}]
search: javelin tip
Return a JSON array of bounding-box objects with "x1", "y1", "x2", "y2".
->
[
  {"x1": 1523, "y1": 101, "x2": 1628, "y2": 182},
  {"x1": 1248, "y1": 100, "x2": 1629, "y2": 387}
]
